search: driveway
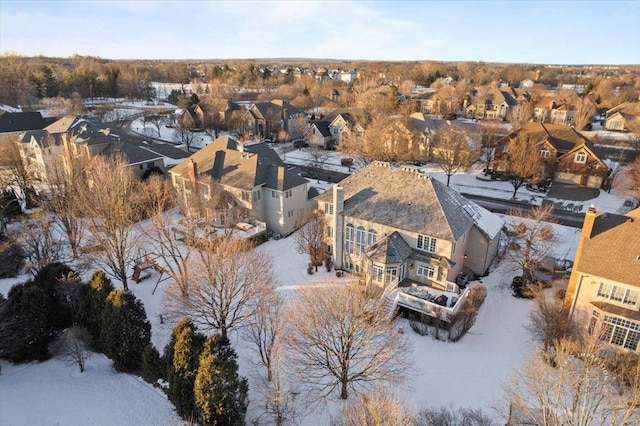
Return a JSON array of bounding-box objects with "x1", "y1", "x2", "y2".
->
[{"x1": 547, "y1": 183, "x2": 600, "y2": 202}]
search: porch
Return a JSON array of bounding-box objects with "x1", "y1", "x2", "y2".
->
[{"x1": 383, "y1": 279, "x2": 469, "y2": 322}]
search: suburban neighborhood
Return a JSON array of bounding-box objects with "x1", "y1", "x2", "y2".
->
[{"x1": 1, "y1": 1, "x2": 640, "y2": 425}]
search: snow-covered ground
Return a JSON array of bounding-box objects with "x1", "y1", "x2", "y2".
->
[{"x1": 0, "y1": 217, "x2": 582, "y2": 424}]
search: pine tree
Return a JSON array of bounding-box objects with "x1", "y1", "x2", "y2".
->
[
  {"x1": 100, "y1": 289, "x2": 151, "y2": 371},
  {"x1": 74, "y1": 270, "x2": 115, "y2": 349},
  {"x1": 164, "y1": 318, "x2": 205, "y2": 418},
  {"x1": 194, "y1": 335, "x2": 248, "y2": 426}
]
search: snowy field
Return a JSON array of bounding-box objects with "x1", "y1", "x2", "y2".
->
[{"x1": 0, "y1": 217, "x2": 581, "y2": 425}]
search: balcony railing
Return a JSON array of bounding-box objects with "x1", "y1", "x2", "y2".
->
[{"x1": 386, "y1": 283, "x2": 469, "y2": 322}]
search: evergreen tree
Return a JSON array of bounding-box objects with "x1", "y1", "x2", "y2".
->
[
  {"x1": 74, "y1": 270, "x2": 115, "y2": 349},
  {"x1": 164, "y1": 318, "x2": 205, "y2": 418},
  {"x1": 194, "y1": 335, "x2": 248, "y2": 426},
  {"x1": 100, "y1": 289, "x2": 151, "y2": 371},
  {"x1": 141, "y1": 344, "x2": 164, "y2": 382}
]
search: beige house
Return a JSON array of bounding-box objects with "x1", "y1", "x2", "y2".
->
[
  {"x1": 466, "y1": 87, "x2": 530, "y2": 120},
  {"x1": 316, "y1": 162, "x2": 504, "y2": 292},
  {"x1": 565, "y1": 206, "x2": 640, "y2": 353},
  {"x1": 534, "y1": 96, "x2": 578, "y2": 125},
  {"x1": 169, "y1": 136, "x2": 311, "y2": 236},
  {"x1": 605, "y1": 102, "x2": 640, "y2": 132}
]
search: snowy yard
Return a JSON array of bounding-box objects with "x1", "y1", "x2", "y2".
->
[{"x1": 0, "y1": 215, "x2": 582, "y2": 425}]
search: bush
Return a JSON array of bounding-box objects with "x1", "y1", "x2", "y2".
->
[
  {"x1": 0, "y1": 237, "x2": 24, "y2": 278},
  {"x1": 141, "y1": 344, "x2": 164, "y2": 383},
  {"x1": 340, "y1": 157, "x2": 354, "y2": 167},
  {"x1": 448, "y1": 285, "x2": 487, "y2": 342},
  {"x1": 74, "y1": 270, "x2": 115, "y2": 349},
  {"x1": 100, "y1": 289, "x2": 151, "y2": 372}
]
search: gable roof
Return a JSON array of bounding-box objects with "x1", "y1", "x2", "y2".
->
[
  {"x1": 316, "y1": 162, "x2": 503, "y2": 241},
  {"x1": 365, "y1": 231, "x2": 413, "y2": 264},
  {"x1": 508, "y1": 122, "x2": 602, "y2": 156},
  {"x1": 311, "y1": 120, "x2": 332, "y2": 137},
  {"x1": 250, "y1": 100, "x2": 302, "y2": 121},
  {"x1": 169, "y1": 136, "x2": 306, "y2": 191},
  {"x1": 0, "y1": 112, "x2": 49, "y2": 133},
  {"x1": 578, "y1": 208, "x2": 640, "y2": 287}
]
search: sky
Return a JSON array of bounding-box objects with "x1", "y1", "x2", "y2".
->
[{"x1": 1, "y1": 0, "x2": 639, "y2": 65}]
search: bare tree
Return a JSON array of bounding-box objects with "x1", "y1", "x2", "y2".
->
[
  {"x1": 499, "y1": 338, "x2": 640, "y2": 426},
  {"x1": 165, "y1": 236, "x2": 273, "y2": 340},
  {"x1": 478, "y1": 126, "x2": 506, "y2": 173},
  {"x1": 172, "y1": 123, "x2": 198, "y2": 151},
  {"x1": 18, "y1": 212, "x2": 64, "y2": 277},
  {"x1": 626, "y1": 156, "x2": 640, "y2": 203},
  {"x1": 499, "y1": 134, "x2": 548, "y2": 199},
  {"x1": 41, "y1": 160, "x2": 85, "y2": 258},
  {"x1": 144, "y1": 113, "x2": 166, "y2": 138},
  {"x1": 431, "y1": 127, "x2": 478, "y2": 186},
  {"x1": 504, "y1": 205, "x2": 557, "y2": 284},
  {"x1": 416, "y1": 405, "x2": 494, "y2": 426},
  {"x1": 294, "y1": 209, "x2": 326, "y2": 271},
  {"x1": 285, "y1": 281, "x2": 411, "y2": 401},
  {"x1": 336, "y1": 387, "x2": 415, "y2": 426},
  {"x1": 244, "y1": 288, "x2": 283, "y2": 382},
  {"x1": 306, "y1": 145, "x2": 329, "y2": 174},
  {"x1": 252, "y1": 344, "x2": 297, "y2": 426},
  {"x1": 79, "y1": 155, "x2": 142, "y2": 289},
  {"x1": 507, "y1": 100, "x2": 535, "y2": 128},
  {"x1": 527, "y1": 287, "x2": 574, "y2": 364},
  {"x1": 288, "y1": 114, "x2": 308, "y2": 142},
  {"x1": 49, "y1": 325, "x2": 92, "y2": 373},
  {"x1": 0, "y1": 134, "x2": 37, "y2": 204},
  {"x1": 573, "y1": 96, "x2": 596, "y2": 131}
]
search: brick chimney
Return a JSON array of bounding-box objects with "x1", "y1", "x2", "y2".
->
[{"x1": 564, "y1": 204, "x2": 599, "y2": 312}]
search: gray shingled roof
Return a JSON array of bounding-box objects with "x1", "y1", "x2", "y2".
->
[
  {"x1": 312, "y1": 121, "x2": 332, "y2": 137},
  {"x1": 316, "y1": 163, "x2": 473, "y2": 240},
  {"x1": 365, "y1": 231, "x2": 413, "y2": 264},
  {"x1": 0, "y1": 112, "x2": 48, "y2": 133},
  {"x1": 101, "y1": 140, "x2": 163, "y2": 165}
]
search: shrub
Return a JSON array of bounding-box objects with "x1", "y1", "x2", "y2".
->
[
  {"x1": 448, "y1": 285, "x2": 487, "y2": 342},
  {"x1": 0, "y1": 237, "x2": 24, "y2": 278},
  {"x1": 100, "y1": 289, "x2": 151, "y2": 372},
  {"x1": 74, "y1": 270, "x2": 115, "y2": 349},
  {"x1": 341, "y1": 157, "x2": 354, "y2": 167},
  {"x1": 141, "y1": 344, "x2": 164, "y2": 383}
]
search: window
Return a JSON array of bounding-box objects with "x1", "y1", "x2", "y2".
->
[
  {"x1": 345, "y1": 223, "x2": 355, "y2": 254},
  {"x1": 600, "y1": 315, "x2": 640, "y2": 351},
  {"x1": 417, "y1": 264, "x2": 435, "y2": 278},
  {"x1": 539, "y1": 148, "x2": 550, "y2": 158},
  {"x1": 588, "y1": 310, "x2": 599, "y2": 336},
  {"x1": 356, "y1": 226, "x2": 365, "y2": 253},
  {"x1": 241, "y1": 191, "x2": 250, "y2": 201},
  {"x1": 417, "y1": 235, "x2": 437, "y2": 253},
  {"x1": 287, "y1": 210, "x2": 294, "y2": 218},
  {"x1": 324, "y1": 203, "x2": 334, "y2": 215},
  {"x1": 326, "y1": 226, "x2": 333, "y2": 239},
  {"x1": 575, "y1": 151, "x2": 587, "y2": 163},
  {"x1": 385, "y1": 267, "x2": 397, "y2": 283},
  {"x1": 271, "y1": 190, "x2": 280, "y2": 199},
  {"x1": 372, "y1": 265, "x2": 384, "y2": 282},
  {"x1": 253, "y1": 191, "x2": 261, "y2": 201},
  {"x1": 285, "y1": 189, "x2": 293, "y2": 198},
  {"x1": 367, "y1": 229, "x2": 377, "y2": 246},
  {"x1": 139, "y1": 164, "x2": 144, "y2": 170},
  {"x1": 597, "y1": 282, "x2": 639, "y2": 306}
]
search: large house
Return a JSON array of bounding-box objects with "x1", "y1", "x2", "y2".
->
[
  {"x1": 565, "y1": 206, "x2": 640, "y2": 353},
  {"x1": 0, "y1": 111, "x2": 51, "y2": 136},
  {"x1": 316, "y1": 162, "x2": 504, "y2": 292},
  {"x1": 495, "y1": 122, "x2": 609, "y2": 188},
  {"x1": 249, "y1": 100, "x2": 304, "y2": 141},
  {"x1": 169, "y1": 136, "x2": 311, "y2": 236},
  {"x1": 305, "y1": 108, "x2": 369, "y2": 148},
  {"x1": 465, "y1": 87, "x2": 530, "y2": 120},
  {"x1": 605, "y1": 101, "x2": 640, "y2": 132},
  {"x1": 534, "y1": 96, "x2": 578, "y2": 126}
]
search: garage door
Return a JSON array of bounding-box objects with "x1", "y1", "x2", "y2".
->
[
  {"x1": 554, "y1": 172, "x2": 581, "y2": 185},
  {"x1": 586, "y1": 175, "x2": 602, "y2": 188}
]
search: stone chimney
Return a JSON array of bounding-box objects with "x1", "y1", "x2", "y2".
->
[
  {"x1": 189, "y1": 159, "x2": 198, "y2": 182},
  {"x1": 332, "y1": 185, "x2": 345, "y2": 270}
]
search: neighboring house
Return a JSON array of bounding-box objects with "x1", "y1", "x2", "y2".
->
[
  {"x1": 316, "y1": 162, "x2": 504, "y2": 294},
  {"x1": 306, "y1": 120, "x2": 332, "y2": 149},
  {"x1": 565, "y1": 206, "x2": 640, "y2": 353},
  {"x1": 169, "y1": 136, "x2": 311, "y2": 236},
  {"x1": 495, "y1": 122, "x2": 609, "y2": 188},
  {"x1": 466, "y1": 87, "x2": 530, "y2": 120},
  {"x1": 534, "y1": 96, "x2": 578, "y2": 125},
  {"x1": 0, "y1": 111, "x2": 51, "y2": 137},
  {"x1": 249, "y1": 100, "x2": 304, "y2": 141},
  {"x1": 407, "y1": 112, "x2": 481, "y2": 158},
  {"x1": 605, "y1": 101, "x2": 640, "y2": 132}
]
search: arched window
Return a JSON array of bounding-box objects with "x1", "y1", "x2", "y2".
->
[
  {"x1": 356, "y1": 226, "x2": 366, "y2": 253},
  {"x1": 345, "y1": 223, "x2": 355, "y2": 254},
  {"x1": 367, "y1": 229, "x2": 378, "y2": 246}
]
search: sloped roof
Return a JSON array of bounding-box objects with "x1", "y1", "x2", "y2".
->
[
  {"x1": 365, "y1": 231, "x2": 413, "y2": 264},
  {"x1": 101, "y1": 140, "x2": 164, "y2": 165},
  {"x1": 169, "y1": 136, "x2": 306, "y2": 191},
  {"x1": 578, "y1": 208, "x2": 640, "y2": 287},
  {"x1": 250, "y1": 100, "x2": 302, "y2": 121},
  {"x1": 311, "y1": 120, "x2": 332, "y2": 137},
  {"x1": 316, "y1": 162, "x2": 503, "y2": 241},
  {"x1": 508, "y1": 122, "x2": 600, "y2": 156},
  {"x1": 323, "y1": 108, "x2": 370, "y2": 127},
  {"x1": 0, "y1": 112, "x2": 48, "y2": 133},
  {"x1": 140, "y1": 143, "x2": 190, "y2": 160}
]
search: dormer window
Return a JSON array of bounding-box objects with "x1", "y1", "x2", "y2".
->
[{"x1": 575, "y1": 151, "x2": 587, "y2": 163}]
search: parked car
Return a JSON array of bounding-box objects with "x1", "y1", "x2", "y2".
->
[{"x1": 293, "y1": 139, "x2": 308, "y2": 148}]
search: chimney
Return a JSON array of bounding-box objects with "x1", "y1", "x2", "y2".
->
[
  {"x1": 582, "y1": 204, "x2": 598, "y2": 239},
  {"x1": 189, "y1": 159, "x2": 198, "y2": 182},
  {"x1": 211, "y1": 151, "x2": 226, "y2": 182}
]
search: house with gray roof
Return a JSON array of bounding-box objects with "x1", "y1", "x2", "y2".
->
[
  {"x1": 248, "y1": 99, "x2": 304, "y2": 142},
  {"x1": 0, "y1": 111, "x2": 51, "y2": 136},
  {"x1": 565, "y1": 206, "x2": 640, "y2": 353},
  {"x1": 169, "y1": 136, "x2": 312, "y2": 236},
  {"x1": 316, "y1": 162, "x2": 504, "y2": 294}
]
